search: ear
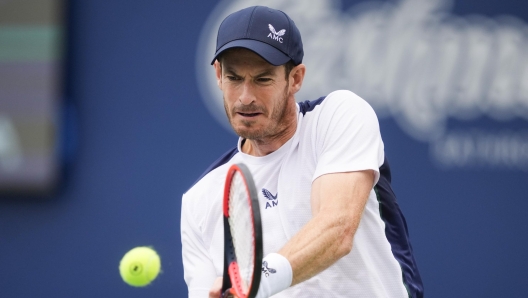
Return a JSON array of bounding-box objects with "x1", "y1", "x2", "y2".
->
[
  {"x1": 213, "y1": 60, "x2": 222, "y2": 90},
  {"x1": 289, "y1": 64, "x2": 306, "y2": 94}
]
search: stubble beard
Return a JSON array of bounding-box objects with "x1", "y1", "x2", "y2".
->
[{"x1": 224, "y1": 85, "x2": 291, "y2": 141}]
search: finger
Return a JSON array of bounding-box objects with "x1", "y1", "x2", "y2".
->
[{"x1": 222, "y1": 288, "x2": 236, "y2": 298}]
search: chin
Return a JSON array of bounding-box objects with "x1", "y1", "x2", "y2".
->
[
  {"x1": 230, "y1": 121, "x2": 258, "y2": 137},
  {"x1": 234, "y1": 127, "x2": 266, "y2": 140}
]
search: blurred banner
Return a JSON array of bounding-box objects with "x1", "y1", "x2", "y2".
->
[
  {"x1": 197, "y1": 0, "x2": 528, "y2": 171},
  {"x1": 0, "y1": 0, "x2": 65, "y2": 194}
]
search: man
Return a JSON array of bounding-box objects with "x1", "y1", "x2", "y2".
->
[{"x1": 181, "y1": 5, "x2": 423, "y2": 298}]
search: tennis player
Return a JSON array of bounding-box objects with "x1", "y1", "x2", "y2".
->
[{"x1": 181, "y1": 5, "x2": 423, "y2": 298}]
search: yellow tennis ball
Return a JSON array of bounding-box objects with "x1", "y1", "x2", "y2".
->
[{"x1": 119, "y1": 246, "x2": 161, "y2": 287}]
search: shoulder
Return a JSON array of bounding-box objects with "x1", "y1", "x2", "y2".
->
[
  {"x1": 182, "y1": 158, "x2": 233, "y2": 227},
  {"x1": 183, "y1": 147, "x2": 239, "y2": 204},
  {"x1": 323, "y1": 90, "x2": 373, "y2": 112},
  {"x1": 298, "y1": 90, "x2": 377, "y2": 128},
  {"x1": 298, "y1": 90, "x2": 373, "y2": 116},
  {"x1": 186, "y1": 147, "x2": 239, "y2": 192},
  {"x1": 183, "y1": 163, "x2": 226, "y2": 208}
]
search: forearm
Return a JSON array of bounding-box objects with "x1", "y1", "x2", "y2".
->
[
  {"x1": 252, "y1": 171, "x2": 372, "y2": 297},
  {"x1": 278, "y1": 210, "x2": 358, "y2": 285},
  {"x1": 278, "y1": 171, "x2": 372, "y2": 286}
]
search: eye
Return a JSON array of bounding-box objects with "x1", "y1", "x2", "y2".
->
[
  {"x1": 257, "y1": 78, "x2": 272, "y2": 83},
  {"x1": 226, "y1": 75, "x2": 239, "y2": 81}
]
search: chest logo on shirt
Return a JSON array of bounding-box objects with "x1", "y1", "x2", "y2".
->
[{"x1": 262, "y1": 188, "x2": 278, "y2": 209}]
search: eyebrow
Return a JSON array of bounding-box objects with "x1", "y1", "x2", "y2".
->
[
  {"x1": 224, "y1": 68, "x2": 240, "y2": 77},
  {"x1": 224, "y1": 67, "x2": 277, "y2": 78},
  {"x1": 254, "y1": 69, "x2": 276, "y2": 78}
]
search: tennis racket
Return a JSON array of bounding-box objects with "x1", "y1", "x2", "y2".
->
[{"x1": 221, "y1": 163, "x2": 263, "y2": 298}]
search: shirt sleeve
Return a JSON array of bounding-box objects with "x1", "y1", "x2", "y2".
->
[
  {"x1": 313, "y1": 90, "x2": 384, "y2": 185},
  {"x1": 181, "y1": 194, "x2": 217, "y2": 297}
]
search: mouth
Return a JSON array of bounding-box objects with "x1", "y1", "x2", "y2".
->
[{"x1": 237, "y1": 112, "x2": 262, "y2": 118}]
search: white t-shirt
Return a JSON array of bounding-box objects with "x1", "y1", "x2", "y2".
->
[{"x1": 181, "y1": 90, "x2": 421, "y2": 297}]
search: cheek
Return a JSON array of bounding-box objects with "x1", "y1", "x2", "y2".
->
[
  {"x1": 271, "y1": 90, "x2": 287, "y2": 110},
  {"x1": 223, "y1": 96, "x2": 234, "y2": 112},
  {"x1": 223, "y1": 85, "x2": 241, "y2": 101},
  {"x1": 222, "y1": 87, "x2": 236, "y2": 103}
]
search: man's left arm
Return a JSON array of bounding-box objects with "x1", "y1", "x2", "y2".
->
[
  {"x1": 255, "y1": 91, "x2": 383, "y2": 297},
  {"x1": 278, "y1": 169, "x2": 374, "y2": 285}
]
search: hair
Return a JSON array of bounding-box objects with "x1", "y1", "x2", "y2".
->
[{"x1": 283, "y1": 60, "x2": 296, "y2": 80}]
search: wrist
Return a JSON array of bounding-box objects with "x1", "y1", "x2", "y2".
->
[{"x1": 255, "y1": 253, "x2": 292, "y2": 298}]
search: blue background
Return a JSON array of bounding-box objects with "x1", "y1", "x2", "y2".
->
[{"x1": 1, "y1": 0, "x2": 527, "y2": 297}]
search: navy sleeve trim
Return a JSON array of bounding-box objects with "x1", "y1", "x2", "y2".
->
[
  {"x1": 298, "y1": 96, "x2": 326, "y2": 115},
  {"x1": 375, "y1": 157, "x2": 424, "y2": 298},
  {"x1": 187, "y1": 146, "x2": 239, "y2": 191}
]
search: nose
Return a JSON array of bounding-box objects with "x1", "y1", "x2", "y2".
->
[{"x1": 238, "y1": 81, "x2": 256, "y2": 105}]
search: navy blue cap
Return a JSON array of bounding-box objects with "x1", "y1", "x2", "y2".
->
[{"x1": 211, "y1": 6, "x2": 303, "y2": 66}]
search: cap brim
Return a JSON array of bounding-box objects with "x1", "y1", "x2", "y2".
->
[{"x1": 211, "y1": 39, "x2": 291, "y2": 66}]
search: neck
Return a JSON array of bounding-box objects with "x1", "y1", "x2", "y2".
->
[{"x1": 241, "y1": 107, "x2": 297, "y2": 156}]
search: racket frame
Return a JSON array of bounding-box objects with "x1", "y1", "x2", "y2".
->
[{"x1": 221, "y1": 163, "x2": 263, "y2": 298}]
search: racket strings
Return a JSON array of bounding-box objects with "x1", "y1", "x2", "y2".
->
[{"x1": 228, "y1": 171, "x2": 256, "y2": 292}]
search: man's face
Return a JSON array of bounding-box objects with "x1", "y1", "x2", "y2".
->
[{"x1": 215, "y1": 49, "x2": 295, "y2": 141}]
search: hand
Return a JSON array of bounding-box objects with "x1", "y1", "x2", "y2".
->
[
  {"x1": 209, "y1": 277, "x2": 223, "y2": 298},
  {"x1": 209, "y1": 276, "x2": 243, "y2": 298},
  {"x1": 209, "y1": 277, "x2": 239, "y2": 298}
]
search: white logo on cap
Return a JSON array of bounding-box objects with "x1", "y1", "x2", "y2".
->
[{"x1": 268, "y1": 24, "x2": 286, "y2": 43}]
